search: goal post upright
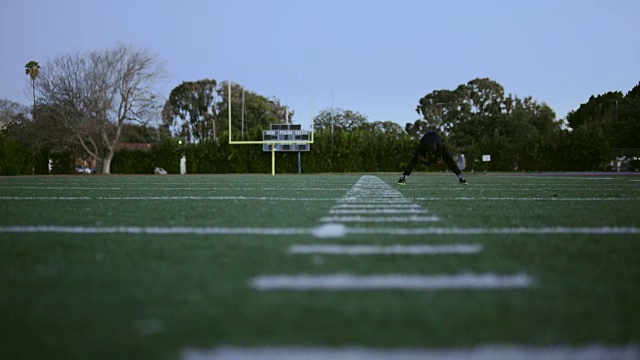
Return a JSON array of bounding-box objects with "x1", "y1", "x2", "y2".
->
[{"x1": 226, "y1": 81, "x2": 314, "y2": 175}]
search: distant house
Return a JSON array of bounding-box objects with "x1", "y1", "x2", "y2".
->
[{"x1": 116, "y1": 143, "x2": 154, "y2": 151}]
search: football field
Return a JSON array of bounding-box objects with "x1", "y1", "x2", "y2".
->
[{"x1": 1, "y1": 173, "x2": 639, "y2": 359}]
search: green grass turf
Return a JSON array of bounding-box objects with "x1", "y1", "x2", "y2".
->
[{"x1": 0, "y1": 172, "x2": 639, "y2": 359}]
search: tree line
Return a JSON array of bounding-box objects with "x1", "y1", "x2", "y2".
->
[{"x1": 1, "y1": 44, "x2": 638, "y2": 175}]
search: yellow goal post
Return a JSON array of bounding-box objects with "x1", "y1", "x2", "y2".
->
[{"x1": 226, "y1": 81, "x2": 314, "y2": 175}]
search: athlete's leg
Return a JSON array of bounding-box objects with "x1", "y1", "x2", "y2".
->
[
  {"x1": 441, "y1": 144, "x2": 461, "y2": 176},
  {"x1": 442, "y1": 145, "x2": 468, "y2": 184}
]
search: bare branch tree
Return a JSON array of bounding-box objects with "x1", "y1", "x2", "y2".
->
[{"x1": 36, "y1": 44, "x2": 165, "y2": 174}]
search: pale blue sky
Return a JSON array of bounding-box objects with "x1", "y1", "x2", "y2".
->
[{"x1": 1, "y1": 0, "x2": 639, "y2": 130}]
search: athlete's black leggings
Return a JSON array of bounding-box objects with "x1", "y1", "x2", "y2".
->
[
  {"x1": 403, "y1": 144, "x2": 461, "y2": 176},
  {"x1": 440, "y1": 144, "x2": 462, "y2": 176}
]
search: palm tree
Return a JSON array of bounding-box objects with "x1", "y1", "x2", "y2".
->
[{"x1": 25, "y1": 60, "x2": 41, "y2": 110}]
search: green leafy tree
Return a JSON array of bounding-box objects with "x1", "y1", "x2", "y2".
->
[
  {"x1": 365, "y1": 120, "x2": 404, "y2": 135},
  {"x1": 312, "y1": 108, "x2": 368, "y2": 132},
  {"x1": 119, "y1": 123, "x2": 161, "y2": 144},
  {"x1": 216, "y1": 81, "x2": 292, "y2": 141},
  {"x1": 513, "y1": 101, "x2": 559, "y2": 170},
  {"x1": 562, "y1": 82, "x2": 640, "y2": 170},
  {"x1": 163, "y1": 79, "x2": 217, "y2": 143},
  {"x1": 233, "y1": 87, "x2": 291, "y2": 133},
  {"x1": 565, "y1": 122, "x2": 610, "y2": 170},
  {"x1": 0, "y1": 132, "x2": 33, "y2": 175},
  {"x1": 413, "y1": 89, "x2": 458, "y2": 134},
  {"x1": 566, "y1": 91, "x2": 623, "y2": 131},
  {"x1": 1, "y1": 100, "x2": 82, "y2": 174},
  {"x1": 414, "y1": 78, "x2": 564, "y2": 171},
  {"x1": 24, "y1": 61, "x2": 40, "y2": 110},
  {"x1": 565, "y1": 90, "x2": 628, "y2": 168},
  {"x1": 463, "y1": 77, "x2": 505, "y2": 116},
  {"x1": 404, "y1": 118, "x2": 436, "y2": 140},
  {"x1": 0, "y1": 99, "x2": 31, "y2": 131},
  {"x1": 413, "y1": 78, "x2": 505, "y2": 137},
  {"x1": 0, "y1": 99, "x2": 38, "y2": 174},
  {"x1": 610, "y1": 82, "x2": 640, "y2": 149}
]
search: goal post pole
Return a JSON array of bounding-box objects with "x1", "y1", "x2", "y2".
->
[{"x1": 226, "y1": 80, "x2": 313, "y2": 176}]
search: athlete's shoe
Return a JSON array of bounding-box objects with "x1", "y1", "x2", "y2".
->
[
  {"x1": 398, "y1": 177, "x2": 407, "y2": 185},
  {"x1": 459, "y1": 177, "x2": 468, "y2": 185}
]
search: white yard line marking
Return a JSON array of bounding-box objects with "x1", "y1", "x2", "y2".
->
[
  {"x1": 2, "y1": 196, "x2": 638, "y2": 201},
  {"x1": 325, "y1": 175, "x2": 438, "y2": 224},
  {"x1": 348, "y1": 194, "x2": 404, "y2": 196},
  {"x1": 311, "y1": 223, "x2": 348, "y2": 238},
  {"x1": 181, "y1": 345, "x2": 640, "y2": 360},
  {"x1": 337, "y1": 198, "x2": 413, "y2": 203},
  {"x1": 329, "y1": 209, "x2": 429, "y2": 214},
  {"x1": 338, "y1": 177, "x2": 408, "y2": 203},
  {"x1": 413, "y1": 197, "x2": 640, "y2": 201},
  {"x1": 345, "y1": 226, "x2": 640, "y2": 236},
  {"x1": 0, "y1": 225, "x2": 308, "y2": 236},
  {"x1": 333, "y1": 204, "x2": 421, "y2": 209},
  {"x1": 249, "y1": 273, "x2": 534, "y2": 291},
  {"x1": 320, "y1": 215, "x2": 441, "y2": 223},
  {"x1": 289, "y1": 244, "x2": 482, "y2": 255},
  {"x1": 1, "y1": 225, "x2": 639, "y2": 236},
  {"x1": 0, "y1": 186, "x2": 351, "y2": 191},
  {"x1": 498, "y1": 176, "x2": 617, "y2": 180},
  {"x1": 0, "y1": 196, "x2": 337, "y2": 201},
  {"x1": 0, "y1": 186, "x2": 126, "y2": 190},
  {"x1": 0, "y1": 196, "x2": 94, "y2": 200}
]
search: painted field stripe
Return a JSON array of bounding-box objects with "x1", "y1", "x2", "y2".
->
[
  {"x1": 0, "y1": 196, "x2": 338, "y2": 201},
  {"x1": 0, "y1": 186, "x2": 126, "y2": 190},
  {"x1": 329, "y1": 209, "x2": 429, "y2": 214},
  {"x1": 289, "y1": 244, "x2": 482, "y2": 255},
  {"x1": 320, "y1": 215, "x2": 441, "y2": 223},
  {"x1": 328, "y1": 175, "x2": 420, "y2": 220},
  {"x1": 0, "y1": 196, "x2": 94, "y2": 200},
  {"x1": 337, "y1": 199, "x2": 413, "y2": 203},
  {"x1": 3, "y1": 196, "x2": 638, "y2": 201},
  {"x1": 345, "y1": 188, "x2": 402, "y2": 192},
  {"x1": 2, "y1": 196, "x2": 636, "y2": 202},
  {"x1": 413, "y1": 197, "x2": 640, "y2": 201},
  {"x1": 345, "y1": 226, "x2": 640, "y2": 236},
  {"x1": 0, "y1": 225, "x2": 308, "y2": 236},
  {"x1": 0, "y1": 186, "x2": 352, "y2": 191},
  {"x1": 341, "y1": 192, "x2": 406, "y2": 197},
  {"x1": 497, "y1": 176, "x2": 616, "y2": 180},
  {"x1": 347, "y1": 186, "x2": 401, "y2": 190},
  {"x1": 249, "y1": 273, "x2": 534, "y2": 291},
  {"x1": 182, "y1": 345, "x2": 640, "y2": 360},
  {"x1": 1, "y1": 225, "x2": 639, "y2": 236},
  {"x1": 311, "y1": 223, "x2": 348, "y2": 238},
  {"x1": 333, "y1": 204, "x2": 421, "y2": 209}
]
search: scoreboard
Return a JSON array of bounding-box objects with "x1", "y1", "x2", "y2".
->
[{"x1": 262, "y1": 124, "x2": 311, "y2": 152}]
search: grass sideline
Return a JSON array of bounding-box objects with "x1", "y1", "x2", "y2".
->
[{"x1": 0, "y1": 172, "x2": 639, "y2": 359}]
